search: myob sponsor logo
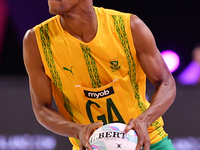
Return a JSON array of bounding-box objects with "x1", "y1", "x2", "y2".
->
[{"x1": 84, "y1": 86, "x2": 114, "y2": 99}]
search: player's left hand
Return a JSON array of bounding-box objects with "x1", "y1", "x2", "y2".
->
[
  {"x1": 125, "y1": 118, "x2": 150, "y2": 150},
  {"x1": 79, "y1": 122, "x2": 103, "y2": 150}
]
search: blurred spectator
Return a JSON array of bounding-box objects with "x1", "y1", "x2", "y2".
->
[
  {"x1": 177, "y1": 43, "x2": 200, "y2": 85},
  {"x1": 0, "y1": 0, "x2": 9, "y2": 59}
]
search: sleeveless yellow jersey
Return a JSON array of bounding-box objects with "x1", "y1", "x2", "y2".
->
[{"x1": 34, "y1": 6, "x2": 167, "y2": 149}]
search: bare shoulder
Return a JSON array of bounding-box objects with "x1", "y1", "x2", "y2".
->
[
  {"x1": 23, "y1": 28, "x2": 43, "y2": 74},
  {"x1": 23, "y1": 28, "x2": 38, "y2": 55},
  {"x1": 130, "y1": 15, "x2": 146, "y2": 31},
  {"x1": 23, "y1": 28, "x2": 36, "y2": 45},
  {"x1": 130, "y1": 15, "x2": 142, "y2": 26},
  {"x1": 129, "y1": 14, "x2": 157, "y2": 54}
]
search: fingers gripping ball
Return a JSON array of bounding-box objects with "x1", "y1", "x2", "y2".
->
[{"x1": 88, "y1": 123, "x2": 138, "y2": 150}]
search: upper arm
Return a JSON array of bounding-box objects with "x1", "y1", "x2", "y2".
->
[
  {"x1": 130, "y1": 15, "x2": 174, "y2": 87},
  {"x1": 23, "y1": 29, "x2": 53, "y2": 113}
]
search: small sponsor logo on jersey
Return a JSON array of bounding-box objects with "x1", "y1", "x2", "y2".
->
[
  {"x1": 84, "y1": 86, "x2": 114, "y2": 99},
  {"x1": 63, "y1": 66, "x2": 74, "y2": 75}
]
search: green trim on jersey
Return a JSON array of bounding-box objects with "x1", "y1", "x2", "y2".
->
[
  {"x1": 112, "y1": 15, "x2": 166, "y2": 139},
  {"x1": 80, "y1": 43, "x2": 102, "y2": 88},
  {"x1": 39, "y1": 24, "x2": 73, "y2": 119},
  {"x1": 112, "y1": 15, "x2": 146, "y2": 113}
]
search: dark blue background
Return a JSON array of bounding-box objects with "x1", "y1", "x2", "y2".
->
[{"x1": 1, "y1": 0, "x2": 200, "y2": 76}]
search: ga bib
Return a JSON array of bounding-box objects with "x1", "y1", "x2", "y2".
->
[{"x1": 75, "y1": 79, "x2": 131, "y2": 125}]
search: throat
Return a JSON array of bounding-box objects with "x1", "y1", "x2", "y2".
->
[
  {"x1": 60, "y1": 12, "x2": 98, "y2": 43},
  {"x1": 68, "y1": 20, "x2": 98, "y2": 43},
  {"x1": 75, "y1": 30, "x2": 97, "y2": 43}
]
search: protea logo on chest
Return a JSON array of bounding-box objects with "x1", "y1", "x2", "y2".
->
[{"x1": 110, "y1": 58, "x2": 121, "y2": 72}]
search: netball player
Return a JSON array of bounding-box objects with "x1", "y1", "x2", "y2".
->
[{"x1": 23, "y1": 0, "x2": 176, "y2": 149}]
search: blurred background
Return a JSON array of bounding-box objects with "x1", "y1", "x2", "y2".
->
[{"x1": 0, "y1": 0, "x2": 200, "y2": 149}]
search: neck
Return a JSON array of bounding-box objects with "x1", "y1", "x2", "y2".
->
[{"x1": 60, "y1": 6, "x2": 97, "y2": 43}]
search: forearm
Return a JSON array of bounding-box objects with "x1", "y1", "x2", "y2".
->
[
  {"x1": 34, "y1": 105, "x2": 83, "y2": 139},
  {"x1": 137, "y1": 78, "x2": 176, "y2": 127}
]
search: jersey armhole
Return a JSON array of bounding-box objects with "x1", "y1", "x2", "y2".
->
[{"x1": 33, "y1": 26, "x2": 52, "y2": 78}]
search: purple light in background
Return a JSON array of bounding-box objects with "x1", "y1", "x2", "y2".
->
[
  {"x1": 177, "y1": 61, "x2": 200, "y2": 85},
  {"x1": 161, "y1": 50, "x2": 180, "y2": 73}
]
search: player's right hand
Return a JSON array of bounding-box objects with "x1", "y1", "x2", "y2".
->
[
  {"x1": 78, "y1": 122, "x2": 103, "y2": 150},
  {"x1": 125, "y1": 118, "x2": 150, "y2": 150}
]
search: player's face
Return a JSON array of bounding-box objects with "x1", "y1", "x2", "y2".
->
[{"x1": 48, "y1": 0, "x2": 79, "y2": 15}]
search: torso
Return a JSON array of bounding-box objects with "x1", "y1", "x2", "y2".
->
[{"x1": 34, "y1": 6, "x2": 167, "y2": 145}]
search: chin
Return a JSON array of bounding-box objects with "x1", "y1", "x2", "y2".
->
[
  {"x1": 48, "y1": 6, "x2": 62, "y2": 15},
  {"x1": 48, "y1": 1, "x2": 61, "y2": 15},
  {"x1": 49, "y1": 9, "x2": 57, "y2": 15}
]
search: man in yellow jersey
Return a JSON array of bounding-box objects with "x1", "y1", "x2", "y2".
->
[{"x1": 23, "y1": 0, "x2": 176, "y2": 150}]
